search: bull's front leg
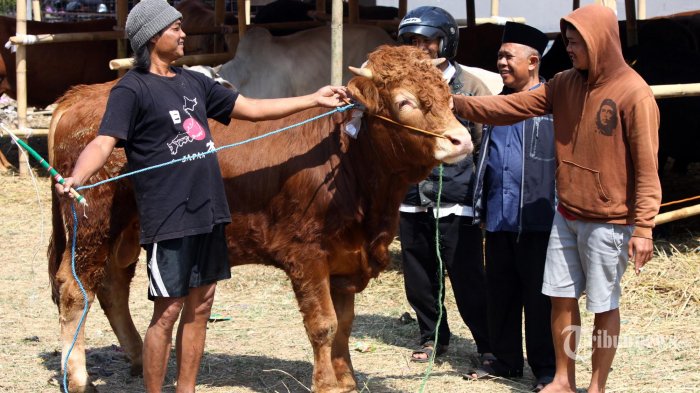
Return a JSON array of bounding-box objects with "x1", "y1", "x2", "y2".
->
[
  {"x1": 289, "y1": 267, "x2": 351, "y2": 393},
  {"x1": 330, "y1": 287, "x2": 357, "y2": 392},
  {"x1": 56, "y1": 255, "x2": 97, "y2": 393}
]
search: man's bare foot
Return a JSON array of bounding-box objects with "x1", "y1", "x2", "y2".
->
[{"x1": 539, "y1": 380, "x2": 576, "y2": 393}]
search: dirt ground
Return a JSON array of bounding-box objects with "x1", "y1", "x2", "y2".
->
[{"x1": 0, "y1": 107, "x2": 699, "y2": 392}]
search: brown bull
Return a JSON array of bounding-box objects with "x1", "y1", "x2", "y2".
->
[{"x1": 48, "y1": 45, "x2": 471, "y2": 392}]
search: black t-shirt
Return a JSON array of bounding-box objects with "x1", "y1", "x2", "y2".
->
[{"x1": 99, "y1": 67, "x2": 239, "y2": 244}]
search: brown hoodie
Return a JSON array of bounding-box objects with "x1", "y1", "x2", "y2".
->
[{"x1": 453, "y1": 4, "x2": 661, "y2": 238}]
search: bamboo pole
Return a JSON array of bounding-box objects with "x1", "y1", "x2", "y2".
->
[
  {"x1": 16, "y1": 0, "x2": 28, "y2": 176},
  {"x1": 331, "y1": 0, "x2": 342, "y2": 86},
  {"x1": 655, "y1": 204, "x2": 700, "y2": 225},
  {"x1": 10, "y1": 30, "x2": 125, "y2": 45},
  {"x1": 32, "y1": 0, "x2": 41, "y2": 21},
  {"x1": 491, "y1": 0, "x2": 499, "y2": 17},
  {"x1": 109, "y1": 52, "x2": 234, "y2": 70},
  {"x1": 650, "y1": 83, "x2": 700, "y2": 99}
]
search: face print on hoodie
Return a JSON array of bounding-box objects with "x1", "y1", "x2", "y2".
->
[{"x1": 595, "y1": 98, "x2": 618, "y2": 136}]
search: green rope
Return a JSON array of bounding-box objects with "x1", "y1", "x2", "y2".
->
[{"x1": 418, "y1": 163, "x2": 445, "y2": 393}]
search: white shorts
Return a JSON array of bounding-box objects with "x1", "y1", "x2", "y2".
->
[{"x1": 542, "y1": 210, "x2": 633, "y2": 313}]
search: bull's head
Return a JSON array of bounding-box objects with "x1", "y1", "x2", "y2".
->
[{"x1": 347, "y1": 45, "x2": 472, "y2": 164}]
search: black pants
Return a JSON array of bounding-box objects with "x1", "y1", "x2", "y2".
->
[
  {"x1": 399, "y1": 212, "x2": 490, "y2": 353},
  {"x1": 485, "y1": 231, "x2": 555, "y2": 380}
]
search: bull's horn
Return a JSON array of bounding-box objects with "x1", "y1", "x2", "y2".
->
[
  {"x1": 349, "y1": 66, "x2": 373, "y2": 79},
  {"x1": 432, "y1": 58, "x2": 447, "y2": 67}
]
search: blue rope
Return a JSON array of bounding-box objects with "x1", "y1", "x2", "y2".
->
[
  {"x1": 63, "y1": 203, "x2": 90, "y2": 393},
  {"x1": 76, "y1": 103, "x2": 355, "y2": 191},
  {"x1": 61, "y1": 104, "x2": 354, "y2": 391}
]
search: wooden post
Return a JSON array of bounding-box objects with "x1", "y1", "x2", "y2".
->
[
  {"x1": 491, "y1": 0, "x2": 499, "y2": 17},
  {"x1": 638, "y1": 0, "x2": 646, "y2": 19},
  {"x1": 398, "y1": 0, "x2": 406, "y2": 19},
  {"x1": 573, "y1": 0, "x2": 580, "y2": 10},
  {"x1": 237, "y1": 0, "x2": 247, "y2": 38},
  {"x1": 624, "y1": 0, "x2": 638, "y2": 47},
  {"x1": 331, "y1": 0, "x2": 342, "y2": 86},
  {"x1": 16, "y1": 0, "x2": 29, "y2": 176},
  {"x1": 214, "y1": 0, "x2": 225, "y2": 52},
  {"x1": 348, "y1": 0, "x2": 359, "y2": 24},
  {"x1": 466, "y1": 0, "x2": 476, "y2": 27},
  {"x1": 117, "y1": 0, "x2": 127, "y2": 76}
]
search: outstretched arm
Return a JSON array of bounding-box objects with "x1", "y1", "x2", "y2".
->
[
  {"x1": 453, "y1": 83, "x2": 551, "y2": 126},
  {"x1": 231, "y1": 85, "x2": 349, "y2": 121},
  {"x1": 55, "y1": 135, "x2": 119, "y2": 198}
]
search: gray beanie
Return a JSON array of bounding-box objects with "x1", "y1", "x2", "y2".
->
[{"x1": 126, "y1": 0, "x2": 182, "y2": 52}]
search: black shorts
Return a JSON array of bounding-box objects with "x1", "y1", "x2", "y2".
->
[{"x1": 144, "y1": 224, "x2": 231, "y2": 301}]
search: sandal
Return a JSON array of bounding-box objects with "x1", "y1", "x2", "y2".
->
[
  {"x1": 410, "y1": 341, "x2": 448, "y2": 363},
  {"x1": 463, "y1": 360, "x2": 523, "y2": 381}
]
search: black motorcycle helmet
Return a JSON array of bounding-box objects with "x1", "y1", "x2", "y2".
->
[{"x1": 398, "y1": 6, "x2": 459, "y2": 59}]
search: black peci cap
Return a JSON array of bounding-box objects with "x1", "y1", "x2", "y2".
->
[{"x1": 501, "y1": 21, "x2": 549, "y2": 55}]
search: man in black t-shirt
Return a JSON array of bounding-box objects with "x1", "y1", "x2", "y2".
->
[{"x1": 55, "y1": 0, "x2": 347, "y2": 391}]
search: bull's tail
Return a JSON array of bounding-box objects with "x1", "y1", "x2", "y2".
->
[
  {"x1": 47, "y1": 106, "x2": 68, "y2": 306},
  {"x1": 48, "y1": 189, "x2": 66, "y2": 306}
]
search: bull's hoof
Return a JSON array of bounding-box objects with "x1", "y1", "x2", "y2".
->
[
  {"x1": 67, "y1": 381, "x2": 97, "y2": 393},
  {"x1": 129, "y1": 362, "x2": 143, "y2": 377}
]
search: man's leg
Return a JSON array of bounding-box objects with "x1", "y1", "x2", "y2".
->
[
  {"x1": 588, "y1": 308, "x2": 620, "y2": 393},
  {"x1": 399, "y1": 212, "x2": 448, "y2": 361},
  {"x1": 143, "y1": 297, "x2": 185, "y2": 393},
  {"x1": 175, "y1": 283, "x2": 217, "y2": 392},
  {"x1": 541, "y1": 297, "x2": 579, "y2": 393}
]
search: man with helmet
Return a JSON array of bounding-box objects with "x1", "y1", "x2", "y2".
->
[{"x1": 396, "y1": 6, "x2": 494, "y2": 364}]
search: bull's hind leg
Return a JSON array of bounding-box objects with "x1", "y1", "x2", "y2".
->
[
  {"x1": 289, "y1": 267, "x2": 350, "y2": 393},
  {"x1": 96, "y1": 261, "x2": 143, "y2": 377},
  {"x1": 56, "y1": 255, "x2": 96, "y2": 393},
  {"x1": 330, "y1": 288, "x2": 357, "y2": 392}
]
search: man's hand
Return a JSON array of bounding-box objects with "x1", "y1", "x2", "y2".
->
[
  {"x1": 54, "y1": 177, "x2": 79, "y2": 199},
  {"x1": 628, "y1": 236, "x2": 653, "y2": 275},
  {"x1": 314, "y1": 85, "x2": 349, "y2": 108}
]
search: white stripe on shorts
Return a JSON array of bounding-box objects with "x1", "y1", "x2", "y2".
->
[{"x1": 148, "y1": 243, "x2": 170, "y2": 297}]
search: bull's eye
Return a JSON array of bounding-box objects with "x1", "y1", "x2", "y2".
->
[{"x1": 397, "y1": 99, "x2": 415, "y2": 111}]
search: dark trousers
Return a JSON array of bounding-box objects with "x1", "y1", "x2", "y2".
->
[
  {"x1": 399, "y1": 212, "x2": 490, "y2": 353},
  {"x1": 485, "y1": 231, "x2": 555, "y2": 380}
]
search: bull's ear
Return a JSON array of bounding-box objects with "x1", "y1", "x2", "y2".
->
[{"x1": 347, "y1": 76, "x2": 381, "y2": 113}]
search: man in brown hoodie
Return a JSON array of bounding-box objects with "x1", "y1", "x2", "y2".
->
[{"x1": 452, "y1": 5, "x2": 661, "y2": 393}]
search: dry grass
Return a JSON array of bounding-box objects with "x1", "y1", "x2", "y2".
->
[{"x1": 0, "y1": 156, "x2": 699, "y2": 392}]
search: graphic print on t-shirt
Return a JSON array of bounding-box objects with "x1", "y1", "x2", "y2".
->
[{"x1": 166, "y1": 95, "x2": 209, "y2": 155}]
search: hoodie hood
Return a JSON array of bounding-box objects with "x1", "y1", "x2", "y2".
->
[{"x1": 561, "y1": 4, "x2": 627, "y2": 85}]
